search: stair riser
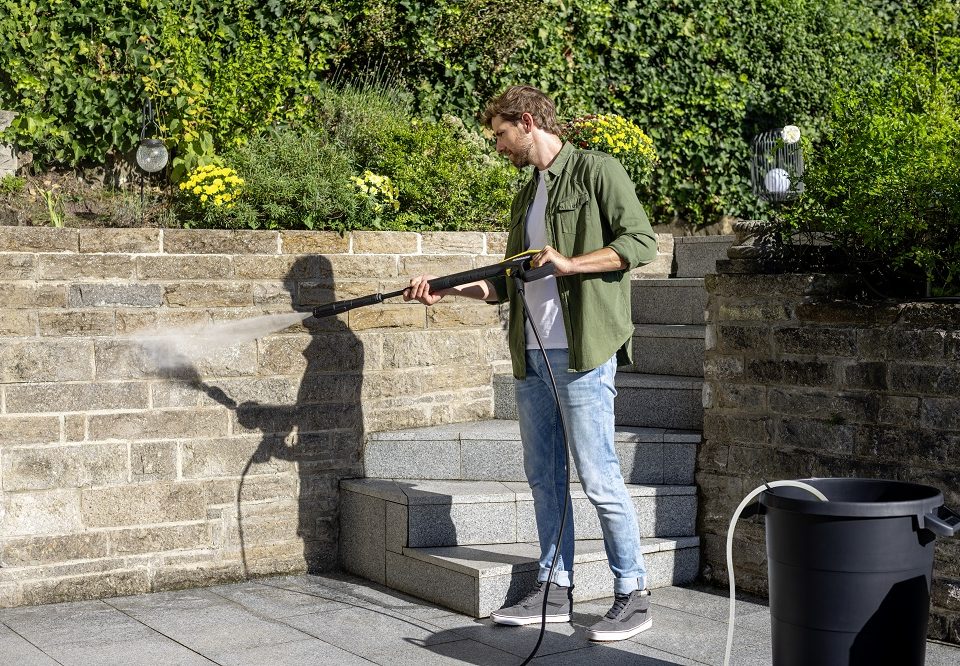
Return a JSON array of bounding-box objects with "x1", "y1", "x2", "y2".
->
[
  {"x1": 342, "y1": 489, "x2": 697, "y2": 552},
  {"x1": 495, "y1": 378, "x2": 703, "y2": 430},
  {"x1": 378, "y1": 545, "x2": 700, "y2": 618},
  {"x1": 631, "y1": 283, "x2": 707, "y2": 325},
  {"x1": 364, "y1": 438, "x2": 697, "y2": 485},
  {"x1": 630, "y1": 335, "x2": 705, "y2": 376}
]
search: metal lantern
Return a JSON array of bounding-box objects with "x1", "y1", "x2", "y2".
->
[
  {"x1": 750, "y1": 125, "x2": 804, "y2": 203},
  {"x1": 136, "y1": 99, "x2": 168, "y2": 173}
]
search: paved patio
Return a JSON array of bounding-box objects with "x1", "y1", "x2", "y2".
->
[{"x1": 1, "y1": 574, "x2": 958, "y2": 665}]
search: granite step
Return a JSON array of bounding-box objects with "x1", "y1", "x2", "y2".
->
[
  {"x1": 630, "y1": 324, "x2": 706, "y2": 377},
  {"x1": 673, "y1": 235, "x2": 736, "y2": 278},
  {"x1": 631, "y1": 277, "x2": 708, "y2": 326},
  {"x1": 494, "y1": 373, "x2": 704, "y2": 430},
  {"x1": 362, "y1": 419, "x2": 699, "y2": 485},
  {"x1": 341, "y1": 478, "x2": 696, "y2": 551},
  {"x1": 374, "y1": 537, "x2": 701, "y2": 617}
]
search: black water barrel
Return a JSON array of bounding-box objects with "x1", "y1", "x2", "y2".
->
[{"x1": 760, "y1": 478, "x2": 960, "y2": 666}]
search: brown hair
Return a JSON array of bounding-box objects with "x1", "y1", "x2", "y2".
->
[{"x1": 481, "y1": 85, "x2": 561, "y2": 135}]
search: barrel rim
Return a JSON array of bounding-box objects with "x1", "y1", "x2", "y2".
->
[{"x1": 760, "y1": 477, "x2": 943, "y2": 518}]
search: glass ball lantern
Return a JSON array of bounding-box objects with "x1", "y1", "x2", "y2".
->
[{"x1": 136, "y1": 138, "x2": 169, "y2": 173}]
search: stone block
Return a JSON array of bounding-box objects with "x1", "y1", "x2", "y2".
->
[
  {"x1": 768, "y1": 388, "x2": 878, "y2": 424},
  {"x1": 421, "y1": 232, "x2": 484, "y2": 254},
  {"x1": 64, "y1": 414, "x2": 86, "y2": 442},
  {"x1": 630, "y1": 252, "x2": 673, "y2": 278},
  {"x1": 87, "y1": 409, "x2": 228, "y2": 442},
  {"x1": 839, "y1": 360, "x2": 888, "y2": 391},
  {"x1": 407, "y1": 500, "x2": 517, "y2": 547},
  {"x1": 703, "y1": 354, "x2": 745, "y2": 380},
  {"x1": 163, "y1": 229, "x2": 278, "y2": 255},
  {"x1": 68, "y1": 283, "x2": 163, "y2": 308},
  {"x1": 348, "y1": 304, "x2": 424, "y2": 331},
  {"x1": 233, "y1": 254, "x2": 327, "y2": 280},
  {"x1": 339, "y1": 489, "x2": 386, "y2": 584},
  {"x1": 0, "y1": 414, "x2": 60, "y2": 445},
  {"x1": 427, "y1": 302, "x2": 501, "y2": 328},
  {"x1": 352, "y1": 231, "x2": 418, "y2": 254},
  {"x1": 115, "y1": 310, "x2": 211, "y2": 335},
  {"x1": 0, "y1": 532, "x2": 111, "y2": 567},
  {"x1": 860, "y1": 329, "x2": 947, "y2": 362},
  {"x1": 19, "y1": 570, "x2": 150, "y2": 607},
  {"x1": 398, "y1": 255, "x2": 475, "y2": 278},
  {"x1": 1, "y1": 442, "x2": 128, "y2": 491},
  {"x1": 164, "y1": 282, "x2": 251, "y2": 307},
  {"x1": 715, "y1": 324, "x2": 771, "y2": 354},
  {"x1": 631, "y1": 326, "x2": 706, "y2": 376},
  {"x1": 776, "y1": 418, "x2": 856, "y2": 454},
  {"x1": 771, "y1": 326, "x2": 857, "y2": 357},
  {"x1": 130, "y1": 440, "x2": 178, "y2": 482},
  {"x1": 631, "y1": 278, "x2": 707, "y2": 326},
  {"x1": 889, "y1": 363, "x2": 960, "y2": 396},
  {"x1": 0, "y1": 253, "x2": 35, "y2": 280},
  {"x1": 109, "y1": 522, "x2": 213, "y2": 555},
  {"x1": 38, "y1": 310, "x2": 116, "y2": 336},
  {"x1": 385, "y1": 550, "x2": 478, "y2": 615},
  {"x1": 1, "y1": 489, "x2": 83, "y2": 536},
  {"x1": 136, "y1": 255, "x2": 231, "y2": 280},
  {"x1": 745, "y1": 358, "x2": 835, "y2": 388},
  {"x1": 38, "y1": 254, "x2": 136, "y2": 280},
  {"x1": 257, "y1": 332, "x2": 364, "y2": 375},
  {"x1": 0, "y1": 339, "x2": 94, "y2": 382},
  {"x1": 717, "y1": 300, "x2": 793, "y2": 322},
  {"x1": 795, "y1": 301, "x2": 901, "y2": 326},
  {"x1": 181, "y1": 436, "x2": 295, "y2": 479},
  {"x1": 150, "y1": 561, "x2": 245, "y2": 593},
  {"x1": 717, "y1": 384, "x2": 767, "y2": 411},
  {"x1": 79, "y1": 228, "x2": 161, "y2": 254},
  {"x1": 381, "y1": 330, "x2": 482, "y2": 369},
  {"x1": 0, "y1": 227, "x2": 78, "y2": 253},
  {"x1": 279, "y1": 230, "x2": 351, "y2": 255},
  {"x1": 485, "y1": 232, "x2": 508, "y2": 255},
  {"x1": 80, "y1": 482, "x2": 208, "y2": 527},
  {"x1": 921, "y1": 397, "x2": 960, "y2": 431},
  {"x1": 663, "y1": 441, "x2": 697, "y2": 484},
  {"x1": 251, "y1": 281, "x2": 295, "y2": 306},
  {"x1": 0, "y1": 309, "x2": 36, "y2": 335},
  {"x1": 0, "y1": 283, "x2": 68, "y2": 308},
  {"x1": 92, "y1": 339, "x2": 163, "y2": 380},
  {"x1": 385, "y1": 501, "x2": 407, "y2": 554},
  {"x1": 325, "y1": 255, "x2": 399, "y2": 279}
]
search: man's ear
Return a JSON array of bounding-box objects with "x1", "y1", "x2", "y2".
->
[{"x1": 520, "y1": 112, "x2": 536, "y2": 132}]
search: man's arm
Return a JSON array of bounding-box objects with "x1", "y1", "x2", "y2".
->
[
  {"x1": 403, "y1": 276, "x2": 500, "y2": 306},
  {"x1": 530, "y1": 246, "x2": 625, "y2": 276}
]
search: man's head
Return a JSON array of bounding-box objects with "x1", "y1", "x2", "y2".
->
[
  {"x1": 483, "y1": 86, "x2": 562, "y2": 169},
  {"x1": 481, "y1": 85, "x2": 561, "y2": 136}
]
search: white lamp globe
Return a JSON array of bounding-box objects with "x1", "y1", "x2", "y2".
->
[
  {"x1": 136, "y1": 139, "x2": 169, "y2": 173},
  {"x1": 764, "y1": 168, "x2": 791, "y2": 193},
  {"x1": 781, "y1": 125, "x2": 801, "y2": 144}
]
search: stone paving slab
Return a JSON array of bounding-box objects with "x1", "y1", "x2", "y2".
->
[{"x1": 2, "y1": 574, "x2": 959, "y2": 666}]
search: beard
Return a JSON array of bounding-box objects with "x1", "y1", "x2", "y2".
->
[{"x1": 505, "y1": 136, "x2": 534, "y2": 169}]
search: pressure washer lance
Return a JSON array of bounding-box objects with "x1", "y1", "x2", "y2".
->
[
  {"x1": 723, "y1": 480, "x2": 828, "y2": 666},
  {"x1": 311, "y1": 249, "x2": 552, "y2": 319}
]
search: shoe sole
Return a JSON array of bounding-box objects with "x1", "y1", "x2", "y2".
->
[
  {"x1": 491, "y1": 613, "x2": 571, "y2": 626},
  {"x1": 586, "y1": 617, "x2": 653, "y2": 641}
]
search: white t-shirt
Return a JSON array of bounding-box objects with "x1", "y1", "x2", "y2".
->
[{"x1": 524, "y1": 171, "x2": 568, "y2": 349}]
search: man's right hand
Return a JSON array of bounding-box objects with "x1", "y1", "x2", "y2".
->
[{"x1": 403, "y1": 275, "x2": 445, "y2": 306}]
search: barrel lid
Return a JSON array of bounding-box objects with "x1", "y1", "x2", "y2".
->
[{"x1": 760, "y1": 477, "x2": 943, "y2": 518}]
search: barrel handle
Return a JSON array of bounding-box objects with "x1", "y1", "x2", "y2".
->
[{"x1": 922, "y1": 506, "x2": 960, "y2": 537}]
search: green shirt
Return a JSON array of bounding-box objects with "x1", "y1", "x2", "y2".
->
[{"x1": 489, "y1": 142, "x2": 658, "y2": 379}]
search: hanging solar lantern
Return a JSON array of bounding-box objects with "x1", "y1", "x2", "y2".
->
[{"x1": 750, "y1": 125, "x2": 803, "y2": 203}]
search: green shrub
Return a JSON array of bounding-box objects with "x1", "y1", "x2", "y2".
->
[
  {"x1": 777, "y1": 0, "x2": 960, "y2": 296},
  {"x1": 0, "y1": 174, "x2": 26, "y2": 195}
]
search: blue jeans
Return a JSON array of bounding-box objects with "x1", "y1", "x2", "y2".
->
[{"x1": 515, "y1": 348, "x2": 647, "y2": 595}]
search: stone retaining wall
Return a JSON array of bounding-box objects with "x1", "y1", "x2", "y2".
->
[
  {"x1": 0, "y1": 226, "x2": 513, "y2": 607},
  {"x1": 699, "y1": 271, "x2": 960, "y2": 643}
]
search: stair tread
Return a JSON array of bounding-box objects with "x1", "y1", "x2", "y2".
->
[
  {"x1": 614, "y1": 373, "x2": 703, "y2": 389},
  {"x1": 403, "y1": 537, "x2": 700, "y2": 579},
  {"x1": 367, "y1": 418, "x2": 701, "y2": 444},
  {"x1": 342, "y1": 477, "x2": 696, "y2": 504}
]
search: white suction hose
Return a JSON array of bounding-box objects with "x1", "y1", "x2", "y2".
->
[{"x1": 723, "y1": 480, "x2": 829, "y2": 666}]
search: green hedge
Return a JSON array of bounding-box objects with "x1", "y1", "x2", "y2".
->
[{"x1": 0, "y1": 0, "x2": 926, "y2": 227}]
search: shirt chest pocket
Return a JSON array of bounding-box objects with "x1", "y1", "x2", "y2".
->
[{"x1": 552, "y1": 191, "x2": 589, "y2": 235}]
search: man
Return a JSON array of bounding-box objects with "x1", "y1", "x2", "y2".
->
[{"x1": 404, "y1": 85, "x2": 658, "y2": 641}]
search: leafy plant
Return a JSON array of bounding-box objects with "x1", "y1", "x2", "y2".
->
[
  {"x1": 38, "y1": 185, "x2": 64, "y2": 227},
  {"x1": 776, "y1": 0, "x2": 960, "y2": 296},
  {"x1": 0, "y1": 174, "x2": 26, "y2": 194}
]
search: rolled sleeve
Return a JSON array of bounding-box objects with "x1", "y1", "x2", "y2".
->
[{"x1": 596, "y1": 158, "x2": 658, "y2": 269}]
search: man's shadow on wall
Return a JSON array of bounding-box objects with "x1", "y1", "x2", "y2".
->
[{"x1": 180, "y1": 254, "x2": 365, "y2": 575}]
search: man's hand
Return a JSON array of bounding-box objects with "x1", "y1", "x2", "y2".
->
[
  {"x1": 530, "y1": 246, "x2": 577, "y2": 276},
  {"x1": 403, "y1": 275, "x2": 446, "y2": 305}
]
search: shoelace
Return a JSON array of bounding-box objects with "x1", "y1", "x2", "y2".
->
[
  {"x1": 520, "y1": 582, "x2": 546, "y2": 604},
  {"x1": 605, "y1": 593, "x2": 632, "y2": 619}
]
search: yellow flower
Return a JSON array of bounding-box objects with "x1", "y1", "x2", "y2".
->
[{"x1": 200, "y1": 194, "x2": 208, "y2": 202}]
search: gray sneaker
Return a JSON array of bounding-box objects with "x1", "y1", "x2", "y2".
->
[
  {"x1": 490, "y1": 581, "x2": 573, "y2": 626},
  {"x1": 586, "y1": 589, "x2": 653, "y2": 641}
]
